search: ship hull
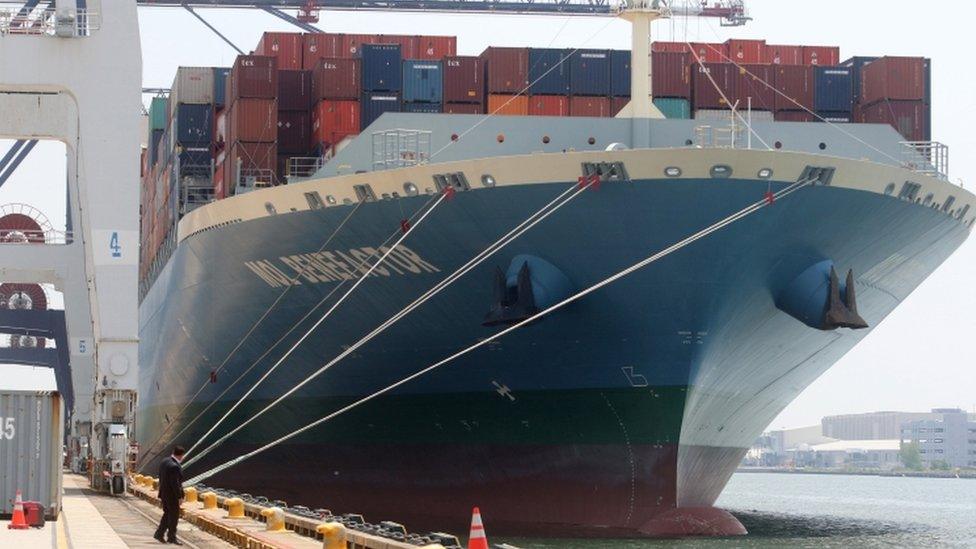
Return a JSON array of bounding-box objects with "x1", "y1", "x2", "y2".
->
[{"x1": 137, "y1": 166, "x2": 970, "y2": 536}]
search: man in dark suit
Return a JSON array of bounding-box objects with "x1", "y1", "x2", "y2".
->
[{"x1": 154, "y1": 445, "x2": 186, "y2": 545}]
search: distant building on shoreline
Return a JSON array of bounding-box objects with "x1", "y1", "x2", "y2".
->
[
  {"x1": 745, "y1": 408, "x2": 976, "y2": 471},
  {"x1": 900, "y1": 408, "x2": 976, "y2": 469}
]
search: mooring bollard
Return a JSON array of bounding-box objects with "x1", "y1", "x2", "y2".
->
[
  {"x1": 225, "y1": 497, "x2": 245, "y2": 518},
  {"x1": 316, "y1": 522, "x2": 347, "y2": 549},
  {"x1": 183, "y1": 486, "x2": 198, "y2": 504},
  {"x1": 201, "y1": 491, "x2": 218, "y2": 510},
  {"x1": 260, "y1": 506, "x2": 286, "y2": 532}
]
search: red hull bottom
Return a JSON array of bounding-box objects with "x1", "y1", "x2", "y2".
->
[{"x1": 188, "y1": 441, "x2": 746, "y2": 537}]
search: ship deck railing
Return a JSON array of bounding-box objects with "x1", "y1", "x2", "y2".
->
[{"x1": 0, "y1": 5, "x2": 100, "y2": 37}]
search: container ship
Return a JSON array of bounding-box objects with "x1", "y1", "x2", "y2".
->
[{"x1": 135, "y1": 28, "x2": 971, "y2": 537}]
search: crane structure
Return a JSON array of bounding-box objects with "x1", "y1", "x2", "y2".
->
[{"x1": 0, "y1": 0, "x2": 746, "y2": 493}]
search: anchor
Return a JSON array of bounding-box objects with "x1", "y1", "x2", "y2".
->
[
  {"x1": 483, "y1": 262, "x2": 539, "y2": 327},
  {"x1": 824, "y1": 266, "x2": 868, "y2": 330}
]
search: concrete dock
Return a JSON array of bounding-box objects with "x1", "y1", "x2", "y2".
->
[{"x1": 2, "y1": 474, "x2": 450, "y2": 548}]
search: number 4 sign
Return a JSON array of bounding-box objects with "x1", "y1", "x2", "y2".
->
[{"x1": 110, "y1": 231, "x2": 121, "y2": 258}]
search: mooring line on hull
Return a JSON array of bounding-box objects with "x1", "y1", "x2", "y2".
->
[
  {"x1": 183, "y1": 189, "x2": 451, "y2": 460},
  {"x1": 183, "y1": 179, "x2": 597, "y2": 468},
  {"x1": 135, "y1": 199, "x2": 368, "y2": 468},
  {"x1": 183, "y1": 178, "x2": 814, "y2": 486}
]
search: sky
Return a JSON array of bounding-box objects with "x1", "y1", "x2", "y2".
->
[{"x1": 1, "y1": 0, "x2": 973, "y2": 429}]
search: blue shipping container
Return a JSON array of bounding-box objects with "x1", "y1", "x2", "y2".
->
[
  {"x1": 840, "y1": 56, "x2": 877, "y2": 103},
  {"x1": 213, "y1": 67, "x2": 231, "y2": 108},
  {"x1": 361, "y1": 92, "x2": 402, "y2": 128},
  {"x1": 570, "y1": 49, "x2": 611, "y2": 97},
  {"x1": 814, "y1": 66, "x2": 853, "y2": 113},
  {"x1": 528, "y1": 48, "x2": 569, "y2": 95},
  {"x1": 402, "y1": 60, "x2": 443, "y2": 103},
  {"x1": 360, "y1": 44, "x2": 402, "y2": 92},
  {"x1": 174, "y1": 103, "x2": 212, "y2": 146},
  {"x1": 403, "y1": 102, "x2": 441, "y2": 113},
  {"x1": 610, "y1": 50, "x2": 631, "y2": 97}
]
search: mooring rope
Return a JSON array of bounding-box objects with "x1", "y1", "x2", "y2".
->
[
  {"x1": 183, "y1": 178, "x2": 597, "y2": 468},
  {"x1": 183, "y1": 177, "x2": 814, "y2": 486}
]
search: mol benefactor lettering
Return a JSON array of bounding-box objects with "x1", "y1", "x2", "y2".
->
[{"x1": 244, "y1": 245, "x2": 440, "y2": 288}]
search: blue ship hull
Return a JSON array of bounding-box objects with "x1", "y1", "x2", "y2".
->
[{"x1": 137, "y1": 175, "x2": 969, "y2": 536}]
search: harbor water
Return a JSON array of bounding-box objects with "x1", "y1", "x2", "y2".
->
[{"x1": 500, "y1": 472, "x2": 976, "y2": 548}]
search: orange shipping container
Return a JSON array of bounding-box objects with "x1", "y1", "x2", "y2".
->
[
  {"x1": 255, "y1": 32, "x2": 304, "y2": 70},
  {"x1": 802, "y1": 46, "x2": 840, "y2": 66},
  {"x1": 569, "y1": 96, "x2": 611, "y2": 117},
  {"x1": 311, "y1": 100, "x2": 361, "y2": 147},
  {"x1": 725, "y1": 39, "x2": 765, "y2": 64},
  {"x1": 528, "y1": 95, "x2": 569, "y2": 116},
  {"x1": 487, "y1": 94, "x2": 528, "y2": 115},
  {"x1": 763, "y1": 44, "x2": 803, "y2": 65}
]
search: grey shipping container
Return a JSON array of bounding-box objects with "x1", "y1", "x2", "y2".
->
[{"x1": 0, "y1": 369, "x2": 64, "y2": 519}]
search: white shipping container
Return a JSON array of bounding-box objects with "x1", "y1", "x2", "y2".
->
[
  {"x1": 0, "y1": 366, "x2": 64, "y2": 519},
  {"x1": 170, "y1": 67, "x2": 215, "y2": 115}
]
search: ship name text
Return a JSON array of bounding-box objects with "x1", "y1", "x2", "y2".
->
[{"x1": 244, "y1": 245, "x2": 441, "y2": 288}]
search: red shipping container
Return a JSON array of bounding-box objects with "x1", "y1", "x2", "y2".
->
[
  {"x1": 569, "y1": 96, "x2": 611, "y2": 117},
  {"x1": 732, "y1": 64, "x2": 775, "y2": 111},
  {"x1": 342, "y1": 34, "x2": 380, "y2": 57},
  {"x1": 378, "y1": 34, "x2": 419, "y2": 59},
  {"x1": 278, "y1": 70, "x2": 312, "y2": 111},
  {"x1": 255, "y1": 32, "x2": 303, "y2": 70},
  {"x1": 228, "y1": 98, "x2": 278, "y2": 143},
  {"x1": 277, "y1": 110, "x2": 311, "y2": 155},
  {"x1": 418, "y1": 36, "x2": 457, "y2": 60},
  {"x1": 860, "y1": 100, "x2": 928, "y2": 141},
  {"x1": 230, "y1": 55, "x2": 278, "y2": 101},
  {"x1": 481, "y1": 47, "x2": 529, "y2": 94},
  {"x1": 688, "y1": 43, "x2": 725, "y2": 63},
  {"x1": 725, "y1": 39, "x2": 765, "y2": 64},
  {"x1": 311, "y1": 100, "x2": 361, "y2": 147},
  {"x1": 764, "y1": 44, "x2": 803, "y2": 65},
  {"x1": 528, "y1": 95, "x2": 569, "y2": 116},
  {"x1": 772, "y1": 65, "x2": 814, "y2": 111},
  {"x1": 861, "y1": 56, "x2": 926, "y2": 104},
  {"x1": 225, "y1": 141, "x2": 278, "y2": 191},
  {"x1": 774, "y1": 110, "x2": 816, "y2": 122},
  {"x1": 443, "y1": 56, "x2": 483, "y2": 104},
  {"x1": 802, "y1": 46, "x2": 840, "y2": 66},
  {"x1": 443, "y1": 102, "x2": 484, "y2": 114},
  {"x1": 311, "y1": 58, "x2": 361, "y2": 101},
  {"x1": 651, "y1": 41, "x2": 689, "y2": 53},
  {"x1": 611, "y1": 96, "x2": 628, "y2": 116},
  {"x1": 651, "y1": 51, "x2": 691, "y2": 99},
  {"x1": 303, "y1": 33, "x2": 343, "y2": 68},
  {"x1": 692, "y1": 63, "x2": 735, "y2": 109}
]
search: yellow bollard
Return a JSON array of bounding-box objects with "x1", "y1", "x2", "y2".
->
[
  {"x1": 419, "y1": 545, "x2": 446, "y2": 549},
  {"x1": 260, "y1": 507, "x2": 286, "y2": 532},
  {"x1": 316, "y1": 522, "x2": 347, "y2": 549},
  {"x1": 151, "y1": 478, "x2": 160, "y2": 491},
  {"x1": 183, "y1": 486, "x2": 198, "y2": 504},
  {"x1": 201, "y1": 491, "x2": 218, "y2": 510},
  {"x1": 225, "y1": 497, "x2": 245, "y2": 518}
]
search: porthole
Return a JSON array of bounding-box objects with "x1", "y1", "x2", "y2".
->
[
  {"x1": 481, "y1": 174, "x2": 496, "y2": 188},
  {"x1": 710, "y1": 164, "x2": 733, "y2": 179},
  {"x1": 265, "y1": 202, "x2": 277, "y2": 215},
  {"x1": 923, "y1": 193, "x2": 934, "y2": 206},
  {"x1": 818, "y1": 142, "x2": 827, "y2": 150},
  {"x1": 326, "y1": 194, "x2": 337, "y2": 205},
  {"x1": 587, "y1": 137, "x2": 596, "y2": 145},
  {"x1": 664, "y1": 167, "x2": 682, "y2": 178},
  {"x1": 758, "y1": 168, "x2": 774, "y2": 179},
  {"x1": 542, "y1": 135, "x2": 551, "y2": 144},
  {"x1": 774, "y1": 141, "x2": 783, "y2": 149},
  {"x1": 497, "y1": 134, "x2": 505, "y2": 143},
  {"x1": 685, "y1": 139, "x2": 694, "y2": 146},
  {"x1": 451, "y1": 133, "x2": 459, "y2": 141},
  {"x1": 883, "y1": 183, "x2": 896, "y2": 196},
  {"x1": 403, "y1": 182, "x2": 419, "y2": 196}
]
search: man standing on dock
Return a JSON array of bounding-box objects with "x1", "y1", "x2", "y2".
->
[{"x1": 154, "y1": 445, "x2": 186, "y2": 545}]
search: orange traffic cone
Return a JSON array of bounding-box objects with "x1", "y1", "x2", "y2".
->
[
  {"x1": 468, "y1": 506, "x2": 488, "y2": 549},
  {"x1": 8, "y1": 489, "x2": 28, "y2": 530}
]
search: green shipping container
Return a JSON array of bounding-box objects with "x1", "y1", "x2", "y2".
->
[
  {"x1": 653, "y1": 97, "x2": 691, "y2": 119},
  {"x1": 149, "y1": 97, "x2": 169, "y2": 132}
]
